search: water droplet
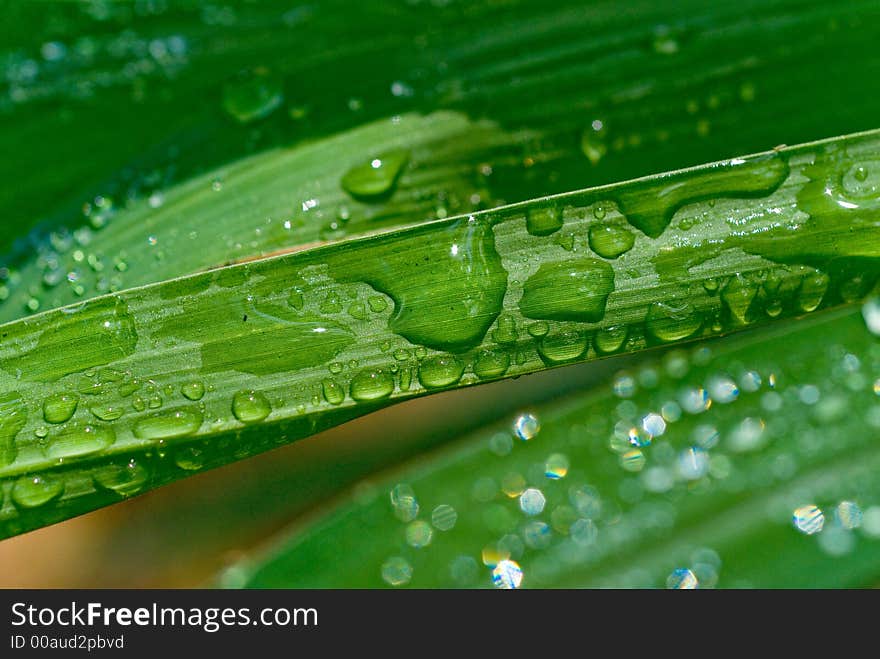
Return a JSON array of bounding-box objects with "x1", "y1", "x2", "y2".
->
[
  {"x1": 594, "y1": 325, "x2": 628, "y2": 354},
  {"x1": 544, "y1": 453, "x2": 569, "y2": 479},
  {"x1": 646, "y1": 300, "x2": 702, "y2": 343},
  {"x1": 620, "y1": 449, "x2": 646, "y2": 472},
  {"x1": 431, "y1": 504, "x2": 458, "y2": 531},
  {"x1": 89, "y1": 403, "x2": 124, "y2": 421},
  {"x1": 642, "y1": 412, "x2": 666, "y2": 437},
  {"x1": 381, "y1": 557, "x2": 412, "y2": 586},
  {"x1": 616, "y1": 153, "x2": 789, "y2": 237},
  {"x1": 739, "y1": 371, "x2": 762, "y2": 392},
  {"x1": 793, "y1": 504, "x2": 824, "y2": 534},
  {"x1": 537, "y1": 330, "x2": 589, "y2": 364},
  {"x1": 11, "y1": 475, "x2": 63, "y2": 508},
  {"x1": 666, "y1": 568, "x2": 698, "y2": 589},
  {"x1": 613, "y1": 373, "x2": 636, "y2": 398},
  {"x1": 727, "y1": 417, "x2": 766, "y2": 452},
  {"x1": 678, "y1": 448, "x2": 709, "y2": 480},
  {"x1": 450, "y1": 555, "x2": 479, "y2": 585},
  {"x1": 333, "y1": 217, "x2": 507, "y2": 352},
  {"x1": 721, "y1": 275, "x2": 757, "y2": 325},
  {"x1": 406, "y1": 520, "x2": 433, "y2": 548},
  {"x1": 222, "y1": 68, "x2": 283, "y2": 123},
  {"x1": 863, "y1": 298, "x2": 880, "y2": 335},
  {"x1": 132, "y1": 407, "x2": 203, "y2": 440},
  {"x1": 174, "y1": 446, "x2": 205, "y2": 471},
  {"x1": 588, "y1": 224, "x2": 635, "y2": 259},
  {"x1": 43, "y1": 393, "x2": 78, "y2": 424},
  {"x1": 513, "y1": 413, "x2": 540, "y2": 441},
  {"x1": 93, "y1": 458, "x2": 149, "y2": 496},
  {"x1": 473, "y1": 349, "x2": 510, "y2": 379},
  {"x1": 836, "y1": 501, "x2": 863, "y2": 530},
  {"x1": 519, "y1": 258, "x2": 614, "y2": 322},
  {"x1": 230, "y1": 390, "x2": 271, "y2": 424},
  {"x1": 692, "y1": 424, "x2": 720, "y2": 449},
  {"x1": 390, "y1": 484, "x2": 419, "y2": 522},
  {"x1": 798, "y1": 271, "x2": 829, "y2": 312},
  {"x1": 519, "y1": 487, "x2": 546, "y2": 515},
  {"x1": 180, "y1": 381, "x2": 205, "y2": 401},
  {"x1": 321, "y1": 379, "x2": 345, "y2": 405},
  {"x1": 48, "y1": 422, "x2": 115, "y2": 458},
  {"x1": 526, "y1": 206, "x2": 564, "y2": 236},
  {"x1": 580, "y1": 126, "x2": 607, "y2": 165},
  {"x1": 418, "y1": 354, "x2": 464, "y2": 388},
  {"x1": 341, "y1": 149, "x2": 409, "y2": 199},
  {"x1": 679, "y1": 387, "x2": 711, "y2": 414},
  {"x1": 350, "y1": 368, "x2": 394, "y2": 401},
  {"x1": 491, "y1": 559, "x2": 523, "y2": 589}
]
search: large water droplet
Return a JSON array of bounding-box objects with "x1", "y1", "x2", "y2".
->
[
  {"x1": 180, "y1": 381, "x2": 205, "y2": 401},
  {"x1": 231, "y1": 390, "x2": 271, "y2": 423},
  {"x1": 473, "y1": 349, "x2": 510, "y2": 379},
  {"x1": 11, "y1": 474, "x2": 63, "y2": 508},
  {"x1": 93, "y1": 458, "x2": 149, "y2": 497},
  {"x1": 350, "y1": 368, "x2": 394, "y2": 401},
  {"x1": 43, "y1": 393, "x2": 78, "y2": 424},
  {"x1": 537, "y1": 330, "x2": 589, "y2": 364},
  {"x1": 48, "y1": 422, "x2": 115, "y2": 458},
  {"x1": 132, "y1": 407, "x2": 203, "y2": 440},
  {"x1": 341, "y1": 149, "x2": 409, "y2": 200},
  {"x1": 0, "y1": 393, "x2": 27, "y2": 466},
  {"x1": 222, "y1": 68, "x2": 283, "y2": 123},
  {"x1": 418, "y1": 354, "x2": 464, "y2": 388},
  {"x1": 519, "y1": 258, "x2": 614, "y2": 322},
  {"x1": 588, "y1": 224, "x2": 635, "y2": 259},
  {"x1": 321, "y1": 379, "x2": 345, "y2": 405},
  {"x1": 721, "y1": 275, "x2": 757, "y2": 325},
  {"x1": 616, "y1": 153, "x2": 789, "y2": 237},
  {"x1": 526, "y1": 206, "x2": 564, "y2": 237}
]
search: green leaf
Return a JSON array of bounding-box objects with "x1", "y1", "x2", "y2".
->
[
  {"x1": 233, "y1": 306, "x2": 880, "y2": 588},
  {"x1": 1, "y1": 128, "x2": 879, "y2": 539}
]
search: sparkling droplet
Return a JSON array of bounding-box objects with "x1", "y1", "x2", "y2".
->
[
  {"x1": 544, "y1": 453, "x2": 569, "y2": 479},
  {"x1": 390, "y1": 483, "x2": 419, "y2": 522},
  {"x1": 666, "y1": 568, "x2": 698, "y2": 589},
  {"x1": 641, "y1": 412, "x2": 666, "y2": 437},
  {"x1": 707, "y1": 375, "x2": 739, "y2": 403},
  {"x1": 836, "y1": 501, "x2": 863, "y2": 530},
  {"x1": 405, "y1": 520, "x2": 433, "y2": 548},
  {"x1": 230, "y1": 390, "x2": 271, "y2": 424},
  {"x1": 341, "y1": 149, "x2": 409, "y2": 199},
  {"x1": 512, "y1": 413, "x2": 540, "y2": 441},
  {"x1": 491, "y1": 559, "x2": 523, "y2": 589},
  {"x1": 519, "y1": 488, "x2": 546, "y2": 516},
  {"x1": 793, "y1": 504, "x2": 824, "y2": 535},
  {"x1": 180, "y1": 381, "x2": 205, "y2": 401}
]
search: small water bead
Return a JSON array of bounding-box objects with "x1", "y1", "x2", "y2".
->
[
  {"x1": 666, "y1": 568, "x2": 698, "y2": 590},
  {"x1": 836, "y1": 501, "x2": 863, "y2": 530},
  {"x1": 513, "y1": 413, "x2": 540, "y2": 441},
  {"x1": 381, "y1": 557, "x2": 412, "y2": 587},
  {"x1": 527, "y1": 321, "x2": 549, "y2": 338},
  {"x1": 544, "y1": 453, "x2": 569, "y2": 479},
  {"x1": 641, "y1": 412, "x2": 666, "y2": 437},
  {"x1": 591, "y1": 326, "x2": 627, "y2": 356},
  {"x1": 519, "y1": 488, "x2": 546, "y2": 516},
  {"x1": 793, "y1": 504, "x2": 825, "y2": 535},
  {"x1": 526, "y1": 205, "x2": 564, "y2": 236},
  {"x1": 491, "y1": 559, "x2": 523, "y2": 589},
  {"x1": 390, "y1": 483, "x2": 419, "y2": 522},
  {"x1": 222, "y1": 67, "x2": 283, "y2": 123},
  {"x1": 350, "y1": 368, "x2": 394, "y2": 401},
  {"x1": 473, "y1": 349, "x2": 510, "y2": 379},
  {"x1": 341, "y1": 149, "x2": 409, "y2": 199},
  {"x1": 43, "y1": 393, "x2": 78, "y2": 424},
  {"x1": 418, "y1": 354, "x2": 464, "y2": 388},
  {"x1": 321, "y1": 379, "x2": 345, "y2": 405},
  {"x1": 613, "y1": 373, "x2": 636, "y2": 398},
  {"x1": 588, "y1": 224, "x2": 635, "y2": 259},
  {"x1": 132, "y1": 407, "x2": 203, "y2": 440},
  {"x1": 11, "y1": 475, "x2": 64, "y2": 508},
  {"x1": 798, "y1": 271, "x2": 829, "y2": 312},
  {"x1": 174, "y1": 446, "x2": 205, "y2": 471},
  {"x1": 537, "y1": 330, "x2": 589, "y2": 364},
  {"x1": 48, "y1": 422, "x2": 115, "y2": 459},
  {"x1": 405, "y1": 520, "x2": 433, "y2": 548},
  {"x1": 93, "y1": 458, "x2": 149, "y2": 497},
  {"x1": 707, "y1": 375, "x2": 739, "y2": 403},
  {"x1": 180, "y1": 381, "x2": 205, "y2": 401},
  {"x1": 431, "y1": 504, "x2": 458, "y2": 531}
]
